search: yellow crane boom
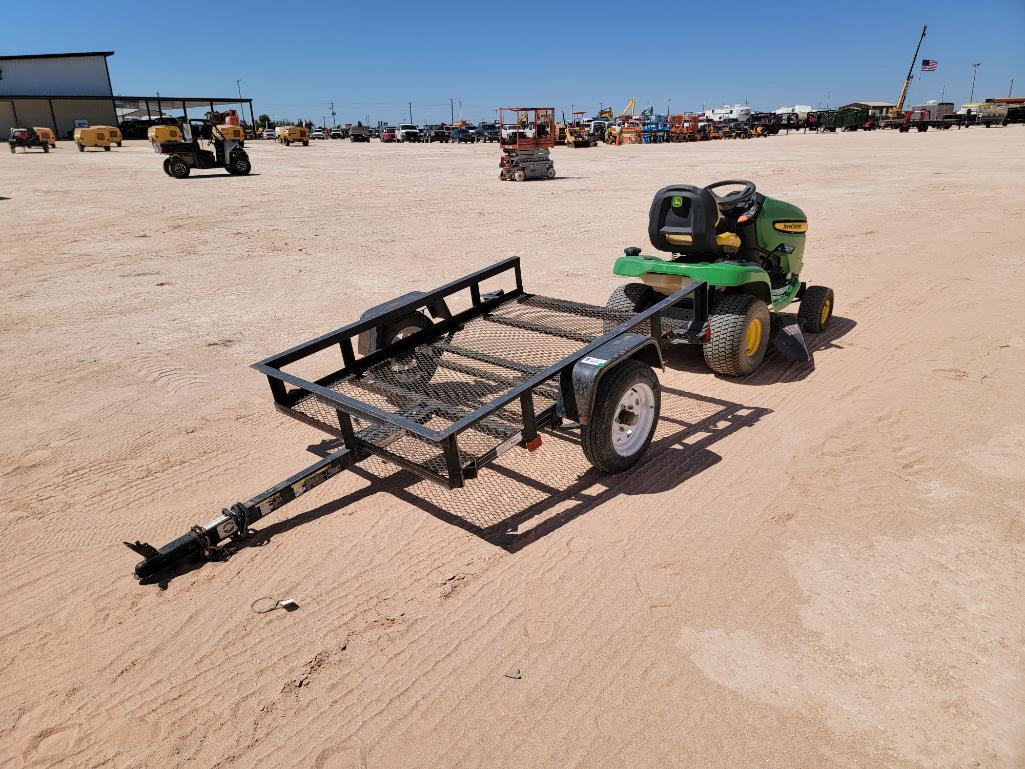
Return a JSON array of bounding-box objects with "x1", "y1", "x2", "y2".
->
[{"x1": 894, "y1": 25, "x2": 927, "y2": 117}]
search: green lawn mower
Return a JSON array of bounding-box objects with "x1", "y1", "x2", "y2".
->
[{"x1": 608, "y1": 180, "x2": 834, "y2": 376}]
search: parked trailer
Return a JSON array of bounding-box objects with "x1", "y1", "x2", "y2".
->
[{"x1": 125, "y1": 258, "x2": 710, "y2": 580}]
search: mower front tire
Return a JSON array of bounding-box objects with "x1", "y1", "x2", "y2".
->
[
  {"x1": 604, "y1": 283, "x2": 655, "y2": 332},
  {"x1": 798, "y1": 286, "x2": 834, "y2": 333},
  {"x1": 581, "y1": 359, "x2": 661, "y2": 474},
  {"x1": 703, "y1": 293, "x2": 770, "y2": 376}
]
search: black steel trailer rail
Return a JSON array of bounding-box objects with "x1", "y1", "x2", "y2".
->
[{"x1": 126, "y1": 257, "x2": 707, "y2": 580}]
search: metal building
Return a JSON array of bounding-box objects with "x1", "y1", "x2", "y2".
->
[
  {"x1": 0, "y1": 51, "x2": 255, "y2": 139},
  {"x1": 0, "y1": 51, "x2": 117, "y2": 138}
]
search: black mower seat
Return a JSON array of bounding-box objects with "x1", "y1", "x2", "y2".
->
[{"x1": 648, "y1": 185, "x2": 734, "y2": 258}]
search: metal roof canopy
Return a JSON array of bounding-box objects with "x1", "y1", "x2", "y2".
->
[{"x1": 0, "y1": 51, "x2": 114, "y2": 60}]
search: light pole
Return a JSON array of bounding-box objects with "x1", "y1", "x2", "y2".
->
[
  {"x1": 408, "y1": 102, "x2": 413, "y2": 123},
  {"x1": 236, "y1": 79, "x2": 243, "y2": 119},
  {"x1": 970, "y1": 63, "x2": 981, "y2": 103}
]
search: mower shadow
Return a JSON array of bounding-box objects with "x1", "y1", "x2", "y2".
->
[
  {"x1": 179, "y1": 173, "x2": 262, "y2": 180},
  {"x1": 662, "y1": 315, "x2": 857, "y2": 386},
  {"x1": 245, "y1": 386, "x2": 770, "y2": 556}
]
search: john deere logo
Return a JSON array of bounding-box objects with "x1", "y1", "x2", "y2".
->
[
  {"x1": 671, "y1": 196, "x2": 683, "y2": 208},
  {"x1": 773, "y1": 221, "x2": 808, "y2": 233}
]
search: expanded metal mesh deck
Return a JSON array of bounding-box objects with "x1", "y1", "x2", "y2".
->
[{"x1": 287, "y1": 294, "x2": 651, "y2": 480}]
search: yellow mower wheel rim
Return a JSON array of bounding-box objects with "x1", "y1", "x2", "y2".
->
[
  {"x1": 820, "y1": 298, "x2": 832, "y2": 325},
  {"x1": 744, "y1": 318, "x2": 763, "y2": 357}
]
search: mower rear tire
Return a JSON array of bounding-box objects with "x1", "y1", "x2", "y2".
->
[
  {"x1": 798, "y1": 286, "x2": 834, "y2": 333},
  {"x1": 581, "y1": 359, "x2": 660, "y2": 474},
  {"x1": 168, "y1": 157, "x2": 190, "y2": 179},
  {"x1": 703, "y1": 293, "x2": 770, "y2": 376},
  {"x1": 604, "y1": 283, "x2": 655, "y2": 332}
]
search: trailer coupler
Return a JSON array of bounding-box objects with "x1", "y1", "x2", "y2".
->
[{"x1": 124, "y1": 447, "x2": 359, "y2": 581}]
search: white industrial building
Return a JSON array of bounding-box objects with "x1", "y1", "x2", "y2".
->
[{"x1": 0, "y1": 51, "x2": 254, "y2": 139}]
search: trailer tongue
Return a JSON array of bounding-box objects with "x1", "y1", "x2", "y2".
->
[{"x1": 125, "y1": 258, "x2": 708, "y2": 581}]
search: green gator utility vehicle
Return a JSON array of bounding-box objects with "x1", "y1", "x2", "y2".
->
[{"x1": 608, "y1": 180, "x2": 834, "y2": 376}]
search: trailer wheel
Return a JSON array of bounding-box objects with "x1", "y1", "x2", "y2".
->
[
  {"x1": 103, "y1": 145, "x2": 111, "y2": 151},
  {"x1": 513, "y1": 169, "x2": 526, "y2": 182},
  {"x1": 797, "y1": 285, "x2": 834, "y2": 333},
  {"x1": 77, "y1": 142, "x2": 84, "y2": 151},
  {"x1": 162, "y1": 158, "x2": 172, "y2": 176},
  {"x1": 546, "y1": 167, "x2": 556, "y2": 179},
  {"x1": 302, "y1": 141, "x2": 309, "y2": 146},
  {"x1": 9, "y1": 144, "x2": 15, "y2": 154},
  {"x1": 168, "y1": 157, "x2": 191, "y2": 179},
  {"x1": 581, "y1": 360, "x2": 661, "y2": 474},
  {"x1": 917, "y1": 124, "x2": 928, "y2": 132},
  {"x1": 42, "y1": 142, "x2": 49, "y2": 153},
  {"x1": 380, "y1": 313, "x2": 440, "y2": 389},
  {"x1": 702, "y1": 293, "x2": 770, "y2": 376}
]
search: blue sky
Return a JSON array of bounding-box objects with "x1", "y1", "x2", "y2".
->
[{"x1": 4, "y1": 0, "x2": 1023, "y2": 124}]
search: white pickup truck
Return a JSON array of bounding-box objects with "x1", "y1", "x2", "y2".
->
[{"x1": 397, "y1": 124, "x2": 420, "y2": 142}]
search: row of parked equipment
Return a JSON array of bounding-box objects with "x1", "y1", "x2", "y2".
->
[{"x1": 7, "y1": 125, "x2": 125, "y2": 153}]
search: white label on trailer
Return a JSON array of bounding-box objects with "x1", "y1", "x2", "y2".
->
[
  {"x1": 581, "y1": 356, "x2": 608, "y2": 367},
  {"x1": 494, "y1": 431, "x2": 524, "y2": 458}
]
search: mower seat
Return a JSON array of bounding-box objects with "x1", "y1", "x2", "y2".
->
[{"x1": 648, "y1": 185, "x2": 738, "y2": 258}]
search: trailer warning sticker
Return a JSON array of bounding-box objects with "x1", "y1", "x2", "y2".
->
[{"x1": 581, "y1": 356, "x2": 607, "y2": 366}]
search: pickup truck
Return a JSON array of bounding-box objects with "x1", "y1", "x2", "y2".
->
[
  {"x1": 397, "y1": 124, "x2": 420, "y2": 142},
  {"x1": 381, "y1": 126, "x2": 398, "y2": 142},
  {"x1": 423, "y1": 125, "x2": 450, "y2": 143},
  {"x1": 349, "y1": 124, "x2": 371, "y2": 142},
  {"x1": 476, "y1": 123, "x2": 500, "y2": 142}
]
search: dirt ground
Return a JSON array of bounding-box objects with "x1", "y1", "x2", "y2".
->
[{"x1": 2, "y1": 128, "x2": 1024, "y2": 769}]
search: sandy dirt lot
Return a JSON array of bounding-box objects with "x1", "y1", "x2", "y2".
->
[{"x1": 2, "y1": 128, "x2": 1024, "y2": 769}]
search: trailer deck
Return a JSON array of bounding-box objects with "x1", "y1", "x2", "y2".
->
[{"x1": 126, "y1": 258, "x2": 708, "y2": 580}]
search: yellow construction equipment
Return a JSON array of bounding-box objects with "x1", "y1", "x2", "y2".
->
[{"x1": 892, "y1": 25, "x2": 927, "y2": 118}]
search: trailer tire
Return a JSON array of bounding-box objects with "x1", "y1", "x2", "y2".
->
[
  {"x1": 77, "y1": 142, "x2": 84, "y2": 151},
  {"x1": 42, "y1": 142, "x2": 49, "y2": 153},
  {"x1": 581, "y1": 359, "x2": 660, "y2": 474},
  {"x1": 380, "y1": 313, "x2": 440, "y2": 389},
  {"x1": 162, "y1": 158, "x2": 172, "y2": 176},
  {"x1": 798, "y1": 285, "x2": 834, "y2": 333},
  {"x1": 513, "y1": 169, "x2": 525, "y2": 182},
  {"x1": 546, "y1": 166, "x2": 556, "y2": 179},
  {"x1": 702, "y1": 293, "x2": 770, "y2": 376}
]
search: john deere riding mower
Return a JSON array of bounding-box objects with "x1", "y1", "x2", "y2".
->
[
  {"x1": 154, "y1": 119, "x2": 251, "y2": 179},
  {"x1": 608, "y1": 180, "x2": 834, "y2": 376}
]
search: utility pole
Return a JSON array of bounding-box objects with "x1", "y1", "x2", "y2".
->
[
  {"x1": 450, "y1": 98, "x2": 454, "y2": 124},
  {"x1": 408, "y1": 102, "x2": 413, "y2": 123},
  {"x1": 666, "y1": 97, "x2": 671, "y2": 116},
  {"x1": 1010, "y1": 78, "x2": 1015, "y2": 98},
  {"x1": 330, "y1": 101, "x2": 336, "y2": 127},
  {"x1": 970, "y1": 63, "x2": 981, "y2": 103},
  {"x1": 236, "y1": 79, "x2": 243, "y2": 122},
  {"x1": 940, "y1": 84, "x2": 945, "y2": 101}
]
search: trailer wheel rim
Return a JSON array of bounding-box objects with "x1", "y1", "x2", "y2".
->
[
  {"x1": 612, "y1": 383, "x2": 656, "y2": 456},
  {"x1": 389, "y1": 325, "x2": 424, "y2": 374},
  {"x1": 744, "y1": 317, "x2": 763, "y2": 357}
]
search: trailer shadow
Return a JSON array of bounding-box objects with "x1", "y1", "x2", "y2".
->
[
  {"x1": 245, "y1": 386, "x2": 771, "y2": 557},
  {"x1": 661, "y1": 315, "x2": 857, "y2": 386}
]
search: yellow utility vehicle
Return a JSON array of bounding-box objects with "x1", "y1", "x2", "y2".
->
[
  {"x1": 277, "y1": 125, "x2": 309, "y2": 146},
  {"x1": 33, "y1": 126, "x2": 57, "y2": 147},
  {"x1": 74, "y1": 126, "x2": 113, "y2": 151},
  {"x1": 148, "y1": 124, "x2": 183, "y2": 143},
  {"x1": 96, "y1": 125, "x2": 123, "y2": 146}
]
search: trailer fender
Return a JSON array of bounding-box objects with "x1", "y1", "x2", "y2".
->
[
  {"x1": 355, "y1": 291, "x2": 452, "y2": 355},
  {"x1": 559, "y1": 333, "x2": 663, "y2": 425}
]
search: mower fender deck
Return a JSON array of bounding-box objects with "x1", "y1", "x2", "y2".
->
[{"x1": 614, "y1": 254, "x2": 771, "y2": 296}]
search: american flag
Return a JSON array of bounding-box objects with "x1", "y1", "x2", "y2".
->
[{"x1": 921, "y1": 59, "x2": 938, "y2": 72}]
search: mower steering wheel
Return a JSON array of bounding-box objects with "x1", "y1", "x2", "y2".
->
[{"x1": 705, "y1": 179, "x2": 757, "y2": 211}]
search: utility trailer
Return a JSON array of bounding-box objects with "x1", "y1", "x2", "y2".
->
[{"x1": 125, "y1": 258, "x2": 709, "y2": 580}]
